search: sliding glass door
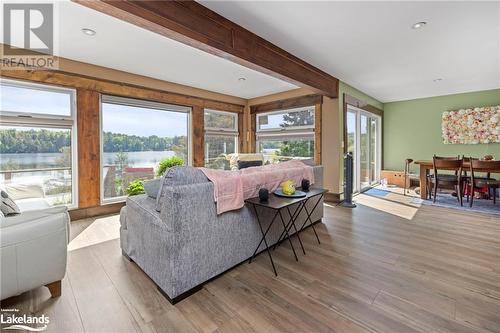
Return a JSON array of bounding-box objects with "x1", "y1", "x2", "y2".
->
[{"x1": 346, "y1": 106, "x2": 381, "y2": 193}]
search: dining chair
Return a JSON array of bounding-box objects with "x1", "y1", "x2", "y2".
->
[
  {"x1": 469, "y1": 159, "x2": 500, "y2": 207},
  {"x1": 428, "y1": 155, "x2": 463, "y2": 206},
  {"x1": 404, "y1": 158, "x2": 415, "y2": 195},
  {"x1": 461, "y1": 156, "x2": 479, "y2": 202},
  {"x1": 426, "y1": 155, "x2": 459, "y2": 200}
]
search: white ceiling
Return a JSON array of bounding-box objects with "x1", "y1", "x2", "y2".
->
[
  {"x1": 55, "y1": 1, "x2": 297, "y2": 99},
  {"x1": 201, "y1": 1, "x2": 500, "y2": 103}
]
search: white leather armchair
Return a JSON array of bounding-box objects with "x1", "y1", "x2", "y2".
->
[{"x1": 0, "y1": 203, "x2": 70, "y2": 300}]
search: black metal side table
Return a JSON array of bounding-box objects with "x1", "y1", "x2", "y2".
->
[{"x1": 245, "y1": 188, "x2": 327, "y2": 276}]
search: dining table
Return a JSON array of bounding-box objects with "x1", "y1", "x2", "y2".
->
[{"x1": 414, "y1": 160, "x2": 500, "y2": 199}]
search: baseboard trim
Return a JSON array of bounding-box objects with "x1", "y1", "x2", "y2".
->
[
  {"x1": 324, "y1": 192, "x2": 342, "y2": 203},
  {"x1": 149, "y1": 219, "x2": 323, "y2": 305},
  {"x1": 69, "y1": 202, "x2": 125, "y2": 221}
]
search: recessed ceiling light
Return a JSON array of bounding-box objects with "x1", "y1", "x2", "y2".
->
[
  {"x1": 82, "y1": 28, "x2": 96, "y2": 36},
  {"x1": 433, "y1": 78, "x2": 443, "y2": 83},
  {"x1": 411, "y1": 22, "x2": 427, "y2": 29},
  {"x1": 238, "y1": 77, "x2": 246, "y2": 82}
]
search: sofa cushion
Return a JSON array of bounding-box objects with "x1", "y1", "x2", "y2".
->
[
  {"x1": 1, "y1": 190, "x2": 20, "y2": 216},
  {"x1": 155, "y1": 166, "x2": 209, "y2": 211},
  {"x1": 143, "y1": 179, "x2": 161, "y2": 199}
]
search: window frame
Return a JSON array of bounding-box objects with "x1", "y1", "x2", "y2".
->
[
  {"x1": 203, "y1": 109, "x2": 239, "y2": 168},
  {"x1": 99, "y1": 94, "x2": 192, "y2": 204},
  {"x1": 0, "y1": 78, "x2": 78, "y2": 208},
  {"x1": 204, "y1": 108, "x2": 238, "y2": 133},
  {"x1": 256, "y1": 106, "x2": 315, "y2": 161},
  {"x1": 256, "y1": 106, "x2": 315, "y2": 133},
  {"x1": 0, "y1": 78, "x2": 75, "y2": 120}
]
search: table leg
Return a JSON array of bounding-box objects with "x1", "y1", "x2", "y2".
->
[
  {"x1": 286, "y1": 206, "x2": 306, "y2": 255},
  {"x1": 278, "y1": 209, "x2": 298, "y2": 261},
  {"x1": 419, "y1": 165, "x2": 428, "y2": 199},
  {"x1": 249, "y1": 204, "x2": 278, "y2": 276},
  {"x1": 274, "y1": 201, "x2": 304, "y2": 250},
  {"x1": 298, "y1": 194, "x2": 323, "y2": 244}
]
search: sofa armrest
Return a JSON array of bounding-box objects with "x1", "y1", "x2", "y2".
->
[
  {"x1": 1, "y1": 206, "x2": 68, "y2": 228},
  {"x1": 126, "y1": 195, "x2": 164, "y2": 229},
  {"x1": 0, "y1": 210, "x2": 69, "y2": 248}
]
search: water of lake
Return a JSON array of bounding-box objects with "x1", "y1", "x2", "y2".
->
[{"x1": 0, "y1": 151, "x2": 176, "y2": 169}]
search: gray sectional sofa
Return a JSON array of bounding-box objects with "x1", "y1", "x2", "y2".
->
[{"x1": 120, "y1": 165, "x2": 324, "y2": 303}]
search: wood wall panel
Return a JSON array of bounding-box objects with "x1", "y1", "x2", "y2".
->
[
  {"x1": 77, "y1": 89, "x2": 101, "y2": 208},
  {"x1": 250, "y1": 113, "x2": 257, "y2": 153},
  {"x1": 314, "y1": 102, "x2": 322, "y2": 165},
  {"x1": 74, "y1": 0, "x2": 339, "y2": 97},
  {"x1": 238, "y1": 113, "x2": 244, "y2": 153},
  {"x1": 69, "y1": 202, "x2": 125, "y2": 221},
  {"x1": 192, "y1": 106, "x2": 205, "y2": 167}
]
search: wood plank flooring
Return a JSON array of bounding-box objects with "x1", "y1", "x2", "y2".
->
[{"x1": 2, "y1": 196, "x2": 500, "y2": 332}]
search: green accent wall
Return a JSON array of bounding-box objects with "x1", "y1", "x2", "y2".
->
[{"x1": 384, "y1": 89, "x2": 500, "y2": 172}]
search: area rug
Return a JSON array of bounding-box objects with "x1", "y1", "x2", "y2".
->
[
  {"x1": 363, "y1": 188, "x2": 390, "y2": 197},
  {"x1": 421, "y1": 193, "x2": 500, "y2": 216}
]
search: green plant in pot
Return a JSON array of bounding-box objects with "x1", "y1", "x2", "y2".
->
[
  {"x1": 126, "y1": 179, "x2": 145, "y2": 196},
  {"x1": 157, "y1": 156, "x2": 184, "y2": 177}
]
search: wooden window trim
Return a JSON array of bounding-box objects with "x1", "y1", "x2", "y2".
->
[
  {"x1": 250, "y1": 94, "x2": 322, "y2": 114},
  {"x1": 1, "y1": 69, "x2": 245, "y2": 113},
  {"x1": 250, "y1": 95, "x2": 322, "y2": 164},
  {"x1": 1, "y1": 69, "x2": 245, "y2": 214}
]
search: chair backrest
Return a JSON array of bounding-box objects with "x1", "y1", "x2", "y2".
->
[
  {"x1": 470, "y1": 159, "x2": 500, "y2": 181},
  {"x1": 462, "y1": 156, "x2": 478, "y2": 163},
  {"x1": 432, "y1": 155, "x2": 462, "y2": 176}
]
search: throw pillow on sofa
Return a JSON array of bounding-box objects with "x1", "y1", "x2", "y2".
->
[
  {"x1": 237, "y1": 160, "x2": 263, "y2": 169},
  {"x1": 1, "y1": 190, "x2": 20, "y2": 216},
  {"x1": 226, "y1": 153, "x2": 264, "y2": 170}
]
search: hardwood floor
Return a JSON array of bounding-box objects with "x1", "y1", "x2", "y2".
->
[{"x1": 2, "y1": 196, "x2": 500, "y2": 332}]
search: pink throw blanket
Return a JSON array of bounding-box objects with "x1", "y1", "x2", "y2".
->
[{"x1": 200, "y1": 160, "x2": 315, "y2": 214}]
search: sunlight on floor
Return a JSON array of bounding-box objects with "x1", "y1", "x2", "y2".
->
[
  {"x1": 68, "y1": 215, "x2": 120, "y2": 251},
  {"x1": 354, "y1": 194, "x2": 420, "y2": 220}
]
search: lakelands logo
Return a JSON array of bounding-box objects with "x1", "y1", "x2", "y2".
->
[
  {"x1": 1, "y1": 309, "x2": 49, "y2": 331},
  {"x1": 1, "y1": 1, "x2": 59, "y2": 70}
]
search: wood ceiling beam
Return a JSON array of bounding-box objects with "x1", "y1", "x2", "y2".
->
[{"x1": 73, "y1": 0, "x2": 339, "y2": 98}]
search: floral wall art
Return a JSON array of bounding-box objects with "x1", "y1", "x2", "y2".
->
[{"x1": 442, "y1": 105, "x2": 500, "y2": 144}]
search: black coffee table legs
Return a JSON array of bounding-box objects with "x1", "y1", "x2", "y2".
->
[
  {"x1": 246, "y1": 188, "x2": 327, "y2": 276},
  {"x1": 275, "y1": 193, "x2": 324, "y2": 248},
  {"x1": 248, "y1": 205, "x2": 279, "y2": 276}
]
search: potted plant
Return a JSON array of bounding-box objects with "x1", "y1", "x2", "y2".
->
[
  {"x1": 126, "y1": 179, "x2": 145, "y2": 196},
  {"x1": 157, "y1": 156, "x2": 184, "y2": 177}
]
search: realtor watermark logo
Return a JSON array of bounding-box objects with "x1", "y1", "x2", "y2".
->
[
  {"x1": 1, "y1": 1, "x2": 59, "y2": 70},
  {"x1": 1, "y1": 308, "x2": 49, "y2": 331}
]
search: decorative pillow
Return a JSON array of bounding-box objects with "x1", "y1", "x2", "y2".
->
[
  {"x1": 0, "y1": 190, "x2": 21, "y2": 216},
  {"x1": 226, "y1": 153, "x2": 264, "y2": 170},
  {"x1": 238, "y1": 160, "x2": 263, "y2": 169},
  {"x1": 4, "y1": 183, "x2": 44, "y2": 200},
  {"x1": 143, "y1": 179, "x2": 161, "y2": 199}
]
